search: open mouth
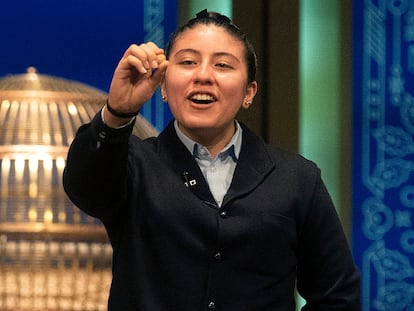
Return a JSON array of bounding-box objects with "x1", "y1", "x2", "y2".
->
[{"x1": 189, "y1": 93, "x2": 216, "y2": 104}]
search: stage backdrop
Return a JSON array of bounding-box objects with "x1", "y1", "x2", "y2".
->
[
  {"x1": 353, "y1": 0, "x2": 414, "y2": 310},
  {"x1": 0, "y1": 0, "x2": 176, "y2": 130}
]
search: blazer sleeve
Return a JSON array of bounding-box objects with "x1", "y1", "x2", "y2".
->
[
  {"x1": 63, "y1": 111, "x2": 135, "y2": 220},
  {"x1": 296, "y1": 169, "x2": 361, "y2": 310}
]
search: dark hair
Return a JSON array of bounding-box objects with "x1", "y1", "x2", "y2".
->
[{"x1": 165, "y1": 9, "x2": 257, "y2": 83}]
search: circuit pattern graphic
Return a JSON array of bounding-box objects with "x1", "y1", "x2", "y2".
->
[
  {"x1": 354, "y1": 0, "x2": 414, "y2": 310},
  {"x1": 141, "y1": 0, "x2": 174, "y2": 130}
]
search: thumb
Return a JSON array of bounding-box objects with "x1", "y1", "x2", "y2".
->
[{"x1": 149, "y1": 61, "x2": 168, "y2": 89}]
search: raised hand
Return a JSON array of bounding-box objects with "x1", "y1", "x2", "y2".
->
[{"x1": 105, "y1": 42, "x2": 168, "y2": 126}]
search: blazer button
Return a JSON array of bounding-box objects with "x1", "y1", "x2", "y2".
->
[
  {"x1": 213, "y1": 252, "x2": 222, "y2": 261},
  {"x1": 219, "y1": 210, "x2": 228, "y2": 218},
  {"x1": 208, "y1": 301, "x2": 216, "y2": 309}
]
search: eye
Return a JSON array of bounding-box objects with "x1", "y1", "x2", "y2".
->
[
  {"x1": 215, "y1": 62, "x2": 232, "y2": 69},
  {"x1": 180, "y1": 59, "x2": 196, "y2": 65}
]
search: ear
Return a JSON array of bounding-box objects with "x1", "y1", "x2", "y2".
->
[{"x1": 242, "y1": 81, "x2": 258, "y2": 109}]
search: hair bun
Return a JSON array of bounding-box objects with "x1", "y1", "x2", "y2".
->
[
  {"x1": 195, "y1": 9, "x2": 231, "y2": 24},
  {"x1": 195, "y1": 9, "x2": 209, "y2": 19}
]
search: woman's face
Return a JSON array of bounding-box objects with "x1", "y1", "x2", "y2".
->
[{"x1": 161, "y1": 24, "x2": 257, "y2": 141}]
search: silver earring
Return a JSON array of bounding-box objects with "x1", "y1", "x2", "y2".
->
[
  {"x1": 162, "y1": 95, "x2": 167, "y2": 102},
  {"x1": 245, "y1": 101, "x2": 252, "y2": 107}
]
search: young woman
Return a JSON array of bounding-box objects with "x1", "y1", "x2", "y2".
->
[{"x1": 64, "y1": 10, "x2": 360, "y2": 310}]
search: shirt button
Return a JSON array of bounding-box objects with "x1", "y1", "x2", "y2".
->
[
  {"x1": 213, "y1": 252, "x2": 222, "y2": 261},
  {"x1": 200, "y1": 148, "x2": 209, "y2": 156},
  {"x1": 210, "y1": 166, "x2": 216, "y2": 172},
  {"x1": 208, "y1": 301, "x2": 216, "y2": 309}
]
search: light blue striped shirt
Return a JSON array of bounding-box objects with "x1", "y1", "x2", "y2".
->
[{"x1": 174, "y1": 120, "x2": 242, "y2": 206}]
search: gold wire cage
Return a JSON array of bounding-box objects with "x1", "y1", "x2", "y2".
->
[{"x1": 0, "y1": 68, "x2": 158, "y2": 311}]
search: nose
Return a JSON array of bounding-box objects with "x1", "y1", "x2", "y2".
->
[{"x1": 193, "y1": 62, "x2": 214, "y2": 84}]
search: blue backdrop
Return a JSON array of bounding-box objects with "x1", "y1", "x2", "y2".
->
[
  {"x1": 0, "y1": 0, "x2": 176, "y2": 130},
  {"x1": 353, "y1": 0, "x2": 414, "y2": 310}
]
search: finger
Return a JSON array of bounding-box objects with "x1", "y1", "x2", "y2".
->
[
  {"x1": 156, "y1": 54, "x2": 167, "y2": 64},
  {"x1": 124, "y1": 43, "x2": 165, "y2": 73},
  {"x1": 115, "y1": 46, "x2": 148, "y2": 76},
  {"x1": 145, "y1": 42, "x2": 165, "y2": 57},
  {"x1": 139, "y1": 43, "x2": 164, "y2": 70},
  {"x1": 116, "y1": 54, "x2": 148, "y2": 76},
  {"x1": 127, "y1": 44, "x2": 154, "y2": 72},
  {"x1": 149, "y1": 60, "x2": 169, "y2": 87},
  {"x1": 148, "y1": 54, "x2": 167, "y2": 77}
]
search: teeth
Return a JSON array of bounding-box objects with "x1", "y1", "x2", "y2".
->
[{"x1": 190, "y1": 94, "x2": 215, "y2": 101}]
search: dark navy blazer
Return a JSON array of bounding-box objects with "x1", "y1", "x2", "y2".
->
[{"x1": 63, "y1": 112, "x2": 360, "y2": 310}]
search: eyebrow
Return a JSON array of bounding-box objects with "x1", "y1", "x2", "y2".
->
[{"x1": 174, "y1": 48, "x2": 240, "y2": 61}]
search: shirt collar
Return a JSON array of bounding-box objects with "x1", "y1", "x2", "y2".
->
[{"x1": 174, "y1": 120, "x2": 242, "y2": 162}]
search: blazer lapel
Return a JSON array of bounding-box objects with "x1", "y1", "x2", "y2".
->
[
  {"x1": 223, "y1": 124, "x2": 276, "y2": 206},
  {"x1": 156, "y1": 121, "x2": 217, "y2": 205},
  {"x1": 155, "y1": 121, "x2": 275, "y2": 207}
]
